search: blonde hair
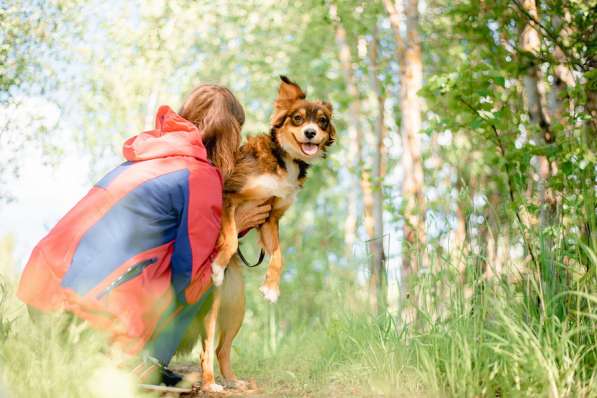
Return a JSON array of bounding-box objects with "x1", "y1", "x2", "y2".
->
[{"x1": 179, "y1": 84, "x2": 244, "y2": 180}]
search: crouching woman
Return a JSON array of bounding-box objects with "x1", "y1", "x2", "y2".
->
[{"x1": 17, "y1": 84, "x2": 269, "y2": 385}]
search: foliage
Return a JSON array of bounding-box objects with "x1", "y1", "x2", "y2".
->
[
  {"x1": 0, "y1": 0, "x2": 84, "y2": 202},
  {"x1": 1, "y1": 0, "x2": 595, "y2": 397},
  {"x1": 0, "y1": 272, "x2": 156, "y2": 398}
]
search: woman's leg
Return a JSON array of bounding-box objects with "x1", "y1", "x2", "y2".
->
[{"x1": 144, "y1": 287, "x2": 214, "y2": 368}]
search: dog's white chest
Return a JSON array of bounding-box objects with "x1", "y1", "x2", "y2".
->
[{"x1": 245, "y1": 160, "x2": 301, "y2": 206}]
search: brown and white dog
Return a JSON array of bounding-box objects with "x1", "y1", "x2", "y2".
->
[{"x1": 178, "y1": 76, "x2": 336, "y2": 392}]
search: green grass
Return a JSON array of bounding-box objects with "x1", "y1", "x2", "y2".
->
[
  {"x1": 1, "y1": 241, "x2": 595, "y2": 397},
  {"x1": 0, "y1": 275, "x2": 157, "y2": 398},
  {"x1": 215, "y1": 243, "x2": 597, "y2": 397}
]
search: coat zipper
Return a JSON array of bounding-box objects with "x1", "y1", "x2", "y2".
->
[{"x1": 96, "y1": 257, "x2": 158, "y2": 300}]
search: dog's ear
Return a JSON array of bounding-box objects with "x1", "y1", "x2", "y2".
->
[
  {"x1": 320, "y1": 100, "x2": 335, "y2": 146},
  {"x1": 271, "y1": 76, "x2": 306, "y2": 127},
  {"x1": 326, "y1": 121, "x2": 336, "y2": 147},
  {"x1": 275, "y1": 76, "x2": 306, "y2": 108}
]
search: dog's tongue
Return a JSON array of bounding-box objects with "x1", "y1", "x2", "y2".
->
[{"x1": 301, "y1": 143, "x2": 319, "y2": 155}]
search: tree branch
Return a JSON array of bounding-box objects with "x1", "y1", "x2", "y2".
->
[
  {"x1": 510, "y1": 0, "x2": 587, "y2": 72},
  {"x1": 457, "y1": 96, "x2": 540, "y2": 270}
]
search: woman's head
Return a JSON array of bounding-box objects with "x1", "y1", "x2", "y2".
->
[{"x1": 179, "y1": 84, "x2": 244, "y2": 180}]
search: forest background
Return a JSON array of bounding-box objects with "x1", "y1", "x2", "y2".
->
[{"x1": 0, "y1": 0, "x2": 595, "y2": 396}]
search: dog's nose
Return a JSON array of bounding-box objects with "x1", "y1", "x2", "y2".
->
[{"x1": 304, "y1": 128, "x2": 316, "y2": 139}]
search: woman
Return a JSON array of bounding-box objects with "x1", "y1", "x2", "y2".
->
[{"x1": 17, "y1": 84, "x2": 269, "y2": 384}]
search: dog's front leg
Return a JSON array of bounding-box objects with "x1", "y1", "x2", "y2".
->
[
  {"x1": 200, "y1": 287, "x2": 223, "y2": 392},
  {"x1": 258, "y1": 217, "x2": 283, "y2": 303},
  {"x1": 211, "y1": 202, "x2": 238, "y2": 286}
]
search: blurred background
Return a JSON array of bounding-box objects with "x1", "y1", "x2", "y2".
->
[{"x1": 0, "y1": 1, "x2": 595, "y2": 397}]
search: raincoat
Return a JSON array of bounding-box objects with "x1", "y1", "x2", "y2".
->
[{"x1": 17, "y1": 105, "x2": 221, "y2": 355}]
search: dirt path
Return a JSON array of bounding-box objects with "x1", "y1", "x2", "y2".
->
[
  {"x1": 143, "y1": 362, "x2": 377, "y2": 398},
  {"x1": 152, "y1": 363, "x2": 261, "y2": 398}
]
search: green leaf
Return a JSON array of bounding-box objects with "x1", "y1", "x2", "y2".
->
[{"x1": 470, "y1": 117, "x2": 484, "y2": 129}]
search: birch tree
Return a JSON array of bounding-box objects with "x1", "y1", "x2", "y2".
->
[
  {"x1": 519, "y1": 0, "x2": 557, "y2": 230},
  {"x1": 330, "y1": 3, "x2": 387, "y2": 310},
  {"x1": 330, "y1": 4, "x2": 361, "y2": 258},
  {"x1": 366, "y1": 25, "x2": 388, "y2": 311},
  {"x1": 384, "y1": 0, "x2": 427, "y2": 277}
]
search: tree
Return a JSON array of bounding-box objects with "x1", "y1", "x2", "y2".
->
[
  {"x1": 329, "y1": 3, "x2": 361, "y2": 258},
  {"x1": 519, "y1": 0, "x2": 557, "y2": 231},
  {"x1": 384, "y1": 0, "x2": 427, "y2": 278},
  {"x1": 0, "y1": 0, "x2": 82, "y2": 203},
  {"x1": 366, "y1": 24, "x2": 388, "y2": 312},
  {"x1": 330, "y1": 3, "x2": 388, "y2": 311}
]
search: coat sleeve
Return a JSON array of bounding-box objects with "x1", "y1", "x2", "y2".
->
[{"x1": 170, "y1": 164, "x2": 222, "y2": 304}]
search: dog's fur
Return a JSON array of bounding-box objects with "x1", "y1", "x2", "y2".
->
[
  {"x1": 179, "y1": 76, "x2": 335, "y2": 392},
  {"x1": 210, "y1": 76, "x2": 335, "y2": 300}
]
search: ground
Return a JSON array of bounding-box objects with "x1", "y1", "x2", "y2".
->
[{"x1": 145, "y1": 362, "x2": 386, "y2": 398}]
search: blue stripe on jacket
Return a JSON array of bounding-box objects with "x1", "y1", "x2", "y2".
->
[
  {"x1": 170, "y1": 174, "x2": 192, "y2": 301},
  {"x1": 61, "y1": 167, "x2": 193, "y2": 297},
  {"x1": 95, "y1": 161, "x2": 134, "y2": 189}
]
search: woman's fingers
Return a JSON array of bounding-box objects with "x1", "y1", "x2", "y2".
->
[
  {"x1": 250, "y1": 211, "x2": 270, "y2": 224},
  {"x1": 248, "y1": 204, "x2": 272, "y2": 227},
  {"x1": 255, "y1": 204, "x2": 272, "y2": 215},
  {"x1": 252, "y1": 214, "x2": 269, "y2": 225},
  {"x1": 234, "y1": 200, "x2": 272, "y2": 231}
]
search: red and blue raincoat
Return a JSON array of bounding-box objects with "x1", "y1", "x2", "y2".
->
[{"x1": 17, "y1": 106, "x2": 221, "y2": 359}]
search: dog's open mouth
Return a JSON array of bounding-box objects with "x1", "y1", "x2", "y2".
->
[{"x1": 300, "y1": 143, "x2": 319, "y2": 156}]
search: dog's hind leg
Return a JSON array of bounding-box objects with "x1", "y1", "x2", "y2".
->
[
  {"x1": 216, "y1": 332, "x2": 248, "y2": 390},
  {"x1": 216, "y1": 259, "x2": 248, "y2": 390},
  {"x1": 200, "y1": 288, "x2": 223, "y2": 393},
  {"x1": 211, "y1": 202, "x2": 238, "y2": 286}
]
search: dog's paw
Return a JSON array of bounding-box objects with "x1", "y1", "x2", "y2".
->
[
  {"x1": 202, "y1": 382, "x2": 224, "y2": 393},
  {"x1": 259, "y1": 284, "x2": 280, "y2": 303},
  {"x1": 224, "y1": 379, "x2": 249, "y2": 390},
  {"x1": 211, "y1": 262, "x2": 225, "y2": 286}
]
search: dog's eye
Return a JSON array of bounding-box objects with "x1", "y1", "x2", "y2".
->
[
  {"x1": 292, "y1": 114, "x2": 304, "y2": 125},
  {"x1": 318, "y1": 117, "x2": 329, "y2": 128}
]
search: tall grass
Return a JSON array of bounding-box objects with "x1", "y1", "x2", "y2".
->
[
  {"x1": 226, "y1": 240, "x2": 596, "y2": 397},
  {"x1": 1, "y1": 233, "x2": 595, "y2": 397},
  {"x1": 0, "y1": 272, "x2": 153, "y2": 398}
]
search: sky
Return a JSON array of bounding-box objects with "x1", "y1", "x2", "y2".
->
[
  {"x1": 0, "y1": 95, "x2": 93, "y2": 267},
  {"x1": 0, "y1": 145, "x2": 90, "y2": 268}
]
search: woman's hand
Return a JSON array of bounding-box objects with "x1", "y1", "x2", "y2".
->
[{"x1": 234, "y1": 200, "x2": 272, "y2": 232}]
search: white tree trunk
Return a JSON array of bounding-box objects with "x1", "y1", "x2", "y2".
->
[
  {"x1": 367, "y1": 27, "x2": 387, "y2": 311},
  {"x1": 386, "y1": 0, "x2": 427, "y2": 275},
  {"x1": 331, "y1": 4, "x2": 387, "y2": 310},
  {"x1": 330, "y1": 4, "x2": 361, "y2": 257},
  {"x1": 520, "y1": 0, "x2": 556, "y2": 229}
]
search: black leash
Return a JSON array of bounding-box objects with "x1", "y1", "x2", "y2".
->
[{"x1": 237, "y1": 246, "x2": 266, "y2": 267}]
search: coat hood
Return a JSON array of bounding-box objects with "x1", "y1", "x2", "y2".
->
[{"x1": 123, "y1": 105, "x2": 208, "y2": 162}]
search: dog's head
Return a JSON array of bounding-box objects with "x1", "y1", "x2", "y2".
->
[{"x1": 270, "y1": 76, "x2": 335, "y2": 164}]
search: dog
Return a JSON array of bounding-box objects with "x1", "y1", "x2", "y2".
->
[
  {"x1": 210, "y1": 76, "x2": 335, "y2": 300},
  {"x1": 178, "y1": 76, "x2": 336, "y2": 392}
]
